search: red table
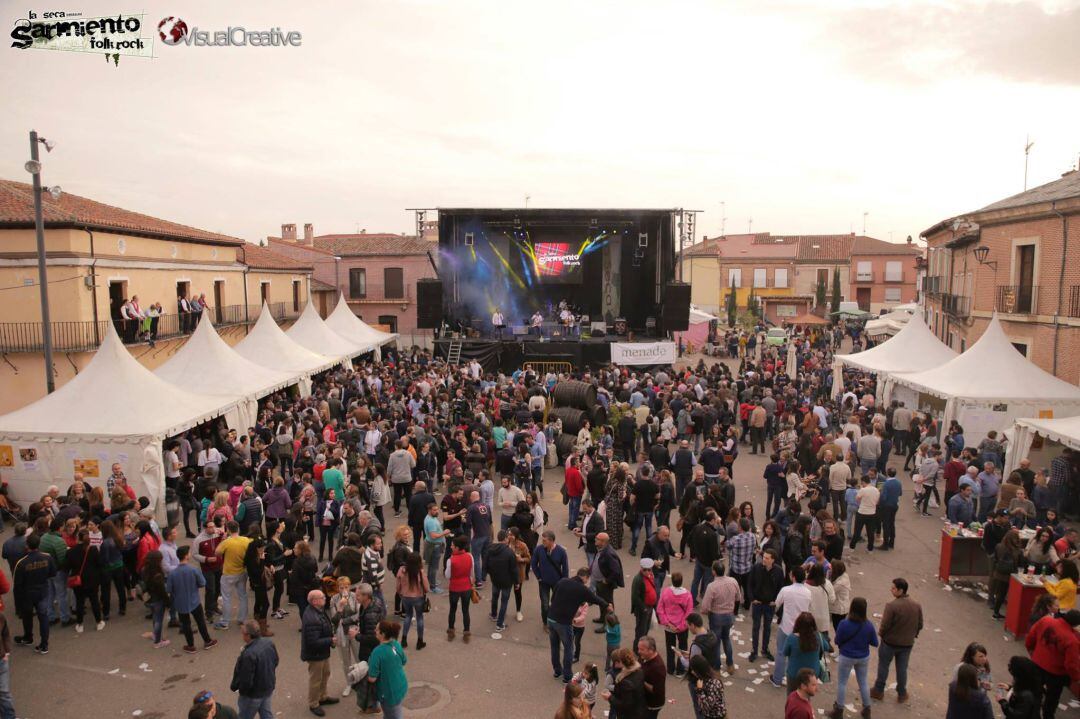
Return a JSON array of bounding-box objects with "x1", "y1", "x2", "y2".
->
[
  {"x1": 1005, "y1": 574, "x2": 1047, "y2": 638},
  {"x1": 938, "y1": 530, "x2": 989, "y2": 582}
]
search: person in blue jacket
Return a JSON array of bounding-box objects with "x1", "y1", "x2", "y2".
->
[
  {"x1": 830, "y1": 596, "x2": 879, "y2": 719},
  {"x1": 529, "y1": 530, "x2": 569, "y2": 625}
]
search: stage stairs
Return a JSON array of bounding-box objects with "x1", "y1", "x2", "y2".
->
[{"x1": 447, "y1": 339, "x2": 463, "y2": 366}]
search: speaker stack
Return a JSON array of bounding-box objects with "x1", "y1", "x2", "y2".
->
[
  {"x1": 662, "y1": 281, "x2": 691, "y2": 332},
  {"x1": 415, "y1": 279, "x2": 443, "y2": 329}
]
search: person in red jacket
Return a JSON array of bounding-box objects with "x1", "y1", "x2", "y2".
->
[
  {"x1": 564, "y1": 457, "x2": 585, "y2": 532},
  {"x1": 1025, "y1": 609, "x2": 1080, "y2": 719}
]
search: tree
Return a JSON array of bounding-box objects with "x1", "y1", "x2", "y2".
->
[
  {"x1": 815, "y1": 278, "x2": 826, "y2": 308},
  {"x1": 747, "y1": 284, "x2": 757, "y2": 319},
  {"x1": 830, "y1": 267, "x2": 842, "y2": 314},
  {"x1": 726, "y1": 276, "x2": 737, "y2": 327}
]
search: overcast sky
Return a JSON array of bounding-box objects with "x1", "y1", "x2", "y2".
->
[{"x1": 3, "y1": 0, "x2": 1078, "y2": 245}]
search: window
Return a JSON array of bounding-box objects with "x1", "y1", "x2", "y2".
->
[
  {"x1": 884, "y1": 287, "x2": 901, "y2": 302},
  {"x1": 753, "y1": 268, "x2": 767, "y2": 288},
  {"x1": 948, "y1": 332, "x2": 954, "y2": 349},
  {"x1": 384, "y1": 267, "x2": 404, "y2": 299},
  {"x1": 260, "y1": 281, "x2": 270, "y2": 305},
  {"x1": 856, "y1": 261, "x2": 873, "y2": 281},
  {"x1": 960, "y1": 338, "x2": 966, "y2": 352},
  {"x1": 885, "y1": 261, "x2": 903, "y2": 282},
  {"x1": 349, "y1": 268, "x2": 367, "y2": 299},
  {"x1": 1011, "y1": 341, "x2": 1028, "y2": 357},
  {"x1": 774, "y1": 268, "x2": 788, "y2": 288},
  {"x1": 292, "y1": 280, "x2": 301, "y2": 312},
  {"x1": 377, "y1": 314, "x2": 398, "y2": 333},
  {"x1": 728, "y1": 268, "x2": 741, "y2": 288}
]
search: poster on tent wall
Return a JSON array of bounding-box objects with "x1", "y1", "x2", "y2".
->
[
  {"x1": 956, "y1": 400, "x2": 1080, "y2": 450},
  {"x1": 0, "y1": 439, "x2": 165, "y2": 517}
]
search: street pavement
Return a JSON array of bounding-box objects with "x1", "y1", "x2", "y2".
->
[{"x1": 7, "y1": 414, "x2": 1080, "y2": 717}]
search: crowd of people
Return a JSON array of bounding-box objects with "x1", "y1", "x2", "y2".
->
[{"x1": 2, "y1": 322, "x2": 1079, "y2": 719}]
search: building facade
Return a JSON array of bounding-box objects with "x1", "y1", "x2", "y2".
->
[
  {"x1": 267, "y1": 223, "x2": 438, "y2": 338},
  {"x1": 922, "y1": 170, "x2": 1080, "y2": 381},
  {"x1": 678, "y1": 233, "x2": 797, "y2": 315},
  {"x1": 0, "y1": 179, "x2": 311, "y2": 414}
]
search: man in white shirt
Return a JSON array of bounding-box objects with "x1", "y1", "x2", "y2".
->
[
  {"x1": 530, "y1": 310, "x2": 544, "y2": 337},
  {"x1": 363, "y1": 423, "x2": 381, "y2": 462},
  {"x1": 849, "y1": 474, "x2": 881, "y2": 552},
  {"x1": 770, "y1": 566, "x2": 814, "y2": 687},
  {"x1": 812, "y1": 403, "x2": 829, "y2": 429},
  {"x1": 491, "y1": 308, "x2": 505, "y2": 339}
]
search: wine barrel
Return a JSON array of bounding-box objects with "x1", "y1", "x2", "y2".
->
[
  {"x1": 551, "y1": 380, "x2": 597, "y2": 411},
  {"x1": 549, "y1": 406, "x2": 588, "y2": 436},
  {"x1": 555, "y1": 432, "x2": 578, "y2": 461},
  {"x1": 590, "y1": 404, "x2": 608, "y2": 429}
]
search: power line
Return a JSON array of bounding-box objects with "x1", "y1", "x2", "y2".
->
[{"x1": 0, "y1": 274, "x2": 85, "y2": 292}]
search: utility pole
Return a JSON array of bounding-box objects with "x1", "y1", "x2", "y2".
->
[
  {"x1": 525, "y1": 195, "x2": 530, "y2": 208},
  {"x1": 862, "y1": 211, "x2": 869, "y2": 235},
  {"x1": 28, "y1": 130, "x2": 55, "y2": 393},
  {"x1": 748, "y1": 217, "x2": 753, "y2": 234},
  {"x1": 720, "y1": 200, "x2": 726, "y2": 236},
  {"x1": 1024, "y1": 135, "x2": 1034, "y2": 190}
]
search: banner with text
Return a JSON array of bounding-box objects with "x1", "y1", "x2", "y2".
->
[{"x1": 610, "y1": 342, "x2": 676, "y2": 366}]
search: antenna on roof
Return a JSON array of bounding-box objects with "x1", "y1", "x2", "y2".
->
[
  {"x1": 862, "y1": 211, "x2": 868, "y2": 235},
  {"x1": 1024, "y1": 135, "x2": 1034, "y2": 190}
]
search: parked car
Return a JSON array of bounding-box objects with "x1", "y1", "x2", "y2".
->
[{"x1": 766, "y1": 327, "x2": 787, "y2": 346}]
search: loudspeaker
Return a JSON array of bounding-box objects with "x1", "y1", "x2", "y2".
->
[
  {"x1": 416, "y1": 279, "x2": 443, "y2": 329},
  {"x1": 662, "y1": 282, "x2": 691, "y2": 332}
]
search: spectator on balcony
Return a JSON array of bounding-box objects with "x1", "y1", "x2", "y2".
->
[
  {"x1": 178, "y1": 293, "x2": 191, "y2": 333},
  {"x1": 193, "y1": 294, "x2": 207, "y2": 324}
]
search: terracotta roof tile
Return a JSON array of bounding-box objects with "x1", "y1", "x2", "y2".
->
[
  {"x1": 851, "y1": 235, "x2": 920, "y2": 256},
  {"x1": 976, "y1": 171, "x2": 1080, "y2": 213},
  {"x1": 0, "y1": 179, "x2": 244, "y2": 246},
  {"x1": 238, "y1": 243, "x2": 312, "y2": 271},
  {"x1": 794, "y1": 235, "x2": 856, "y2": 261},
  {"x1": 312, "y1": 234, "x2": 434, "y2": 256}
]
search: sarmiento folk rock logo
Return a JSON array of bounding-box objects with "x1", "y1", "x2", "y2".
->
[{"x1": 10, "y1": 11, "x2": 153, "y2": 61}]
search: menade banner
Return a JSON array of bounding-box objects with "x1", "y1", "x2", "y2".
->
[{"x1": 610, "y1": 342, "x2": 676, "y2": 366}]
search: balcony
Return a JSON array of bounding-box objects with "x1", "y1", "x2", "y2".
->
[
  {"x1": 924, "y1": 276, "x2": 943, "y2": 296},
  {"x1": 0, "y1": 302, "x2": 305, "y2": 353},
  {"x1": 854, "y1": 270, "x2": 874, "y2": 283},
  {"x1": 996, "y1": 285, "x2": 1038, "y2": 315},
  {"x1": 941, "y1": 293, "x2": 970, "y2": 318},
  {"x1": 345, "y1": 286, "x2": 413, "y2": 304}
]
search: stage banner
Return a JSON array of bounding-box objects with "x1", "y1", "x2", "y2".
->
[{"x1": 610, "y1": 342, "x2": 676, "y2": 366}]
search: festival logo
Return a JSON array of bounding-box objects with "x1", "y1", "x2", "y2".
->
[
  {"x1": 10, "y1": 10, "x2": 153, "y2": 61},
  {"x1": 533, "y1": 242, "x2": 582, "y2": 277},
  {"x1": 155, "y1": 17, "x2": 301, "y2": 47},
  {"x1": 157, "y1": 16, "x2": 187, "y2": 45}
]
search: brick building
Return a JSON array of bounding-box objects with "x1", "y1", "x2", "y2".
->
[
  {"x1": 267, "y1": 223, "x2": 438, "y2": 337},
  {"x1": 678, "y1": 233, "x2": 798, "y2": 315},
  {"x1": 922, "y1": 169, "x2": 1080, "y2": 382}
]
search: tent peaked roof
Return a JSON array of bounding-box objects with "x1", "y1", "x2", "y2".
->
[
  {"x1": 233, "y1": 304, "x2": 340, "y2": 375},
  {"x1": 0, "y1": 322, "x2": 235, "y2": 439},
  {"x1": 837, "y1": 312, "x2": 956, "y2": 374},
  {"x1": 156, "y1": 315, "x2": 295, "y2": 399},
  {"x1": 324, "y1": 293, "x2": 398, "y2": 348},
  {"x1": 286, "y1": 300, "x2": 368, "y2": 358},
  {"x1": 893, "y1": 314, "x2": 1080, "y2": 402},
  {"x1": 1015, "y1": 414, "x2": 1080, "y2": 451}
]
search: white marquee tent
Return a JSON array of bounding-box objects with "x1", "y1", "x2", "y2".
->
[
  {"x1": 155, "y1": 315, "x2": 297, "y2": 430},
  {"x1": 324, "y1": 293, "x2": 398, "y2": 358},
  {"x1": 233, "y1": 304, "x2": 341, "y2": 395},
  {"x1": 864, "y1": 309, "x2": 914, "y2": 338},
  {"x1": 286, "y1": 300, "x2": 370, "y2": 362},
  {"x1": 888, "y1": 314, "x2": 1080, "y2": 442},
  {"x1": 0, "y1": 323, "x2": 238, "y2": 517},
  {"x1": 832, "y1": 313, "x2": 957, "y2": 401},
  {"x1": 1004, "y1": 414, "x2": 1080, "y2": 476}
]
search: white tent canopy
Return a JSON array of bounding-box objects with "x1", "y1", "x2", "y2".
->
[
  {"x1": 0, "y1": 323, "x2": 237, "y2": 514},
  {"x1": 155, "y1": 315, "x2": 297, "y2": 430},
  {"x1": 889, "y1": 314, "x2": 1080, "y2": 440},
  {"x1": 324, "y1": 293, "x2": 399, "y2": 352},
  {"x1": 689, "y1": 304, "x2": 719, "y2": 325},
  {"x1": 865, "y1": 310, "x2": 913, "y2": 337},
  {"x1": 832, "y1": 313, "x2": 956, "y2": 399},
  {"x1": 233, "y1": 304, "x2": 341, "y2": 393},
  {"x1": 286, "y1": 300, "x2": 369, "y2": 362},
  {"x1": 1004, "y1": 414, "x2": 1080, "y2": 476}
]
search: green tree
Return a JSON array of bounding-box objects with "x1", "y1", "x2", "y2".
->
[
  {"x1": 830, "y1": 267, "x2": 842, "y2": 313},
  {"x1": 747, "y1": 284, "x2": 757, "y2": 318},
  {"x1": 726, "y1": 277, "x2": 737, "y2": 327},
  {"x1": 815, "y1": 278, "x2": 826, "y2": 308}
]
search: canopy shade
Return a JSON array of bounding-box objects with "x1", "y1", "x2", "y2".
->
[
  {"x1": 1004, "y1": 414, "x2": 1080, "y2": 476},
  {"x1": 836, "y1": 313, "x2": 955, "y2": 375},
  {"x1": 286, "y1": 300, "x2": 370, "y2": 359},
  {"x1": 233, "y1": 303, "x2": 341, "y2": 375},
  {"x1": 789, "y1": 313, "x2": 829, "y2": 326},
  {"x1": 0, "y1": 322, "x2": 236, "y2": 440},
  {"x1": 324, "y1": 294, "x2": 399, "y2": 349},
  {"x1": 891, "y1": 314, "x2": 1080, "y2": 403},
  {"x1": 155, "y1": 315, "x2": 297, "y2": 428}
]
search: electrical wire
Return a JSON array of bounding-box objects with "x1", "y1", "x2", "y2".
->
[{"x1": 0, "y1": 274, "x2": 85, "y2": 292}]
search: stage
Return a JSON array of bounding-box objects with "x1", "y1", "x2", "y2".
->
[{"x1": 434, "y1": 335, "x2": 674, "y2": 373}]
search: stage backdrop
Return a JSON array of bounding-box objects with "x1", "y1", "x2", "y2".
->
[{"x1": 610, "y1": 342, "x2": 676, "y2": 366}]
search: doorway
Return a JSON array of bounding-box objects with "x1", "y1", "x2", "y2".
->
[
  {"x1": 214, "y1": 280, "x2": 224, "y2": 324},
  {"x1": 856, "y1": 287, "x2": 871, "y2": 311},
  {"x1": 1016, "y1": 245, "x2": 1035, "y2": 313},
  {"x1": 109, "y1": 280, "x2": 127, "y2": 320},
  {"x1": 292, "y1": 280, "x2": 301, "y2": 313}
]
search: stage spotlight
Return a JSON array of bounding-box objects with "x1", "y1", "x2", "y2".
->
[
  {"x1": 514, "y1": 217, "x2": 521, "y2": 228},
  {"x1": 464, "y1": 232, "x2": 474, "y2": 246},
  {"x1": 638, "y1": 232, "x2": 648, "y2": 248},
  {"x1": 590, "y1": 218, "x2": 598, "y2": 227}
]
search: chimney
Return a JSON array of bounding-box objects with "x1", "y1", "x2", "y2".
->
[
  {"x1": 281, "y1": 223, "x2": 296, "y2": 241},
  {"x1": 906, "y1": 235, "x2": 913, "y2": 245},
  {"x1": 303, "y1": 223, "x2": 314, "y2": 245}
]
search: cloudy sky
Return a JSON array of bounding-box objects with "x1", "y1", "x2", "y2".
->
[{"x1": 2, "y1": 0, "x2": 1078, "y2": 245}]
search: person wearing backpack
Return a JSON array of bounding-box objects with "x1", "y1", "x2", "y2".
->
[
  {"x1": 989, "y1": 528, "x2": 1022, "y2": 619},
  {"x1": 631, "y1": 558, "x2": 659, "y2": 642}
]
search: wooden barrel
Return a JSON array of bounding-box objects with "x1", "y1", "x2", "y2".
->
[
  {"x1": 555, "y1": 433, "x2": 578, "y2": 461},
  {"x1": 551, "y1": 380, "x2": 597, "y2": 411},
  {"x1": 549, "y1": 406, "x2": 588, "y2": 436},
  {"x1": 590, "y1": 404, "x2": 608, "y2": 429}
]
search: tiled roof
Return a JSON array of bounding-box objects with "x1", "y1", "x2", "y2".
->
[
  {"x1": 682, "y1": 234, "x2": 796, "y2": 259},
  {"x1": 794, "y1": 235, "x2": 856, "y2": 261},
  {"x1": 0, "y1": 179, "x2": 244, "y2": 246},
  {"x1": 238, "y1": 243, "x2": 312, "y2": 270},
  {"x1": 312, "y1": 234, "x2": 434, "y2": 256},
  {"x1": 265, "y1": 237, "x2": 338, "y2": 257},
  {"x1": 976, "y1": 170, "x2": 1080, "y2": 213},
  {"x1": 851, "y1": 236, "x2": 920, "y2": 256},
  {"x1": 310, "y1": 278, "x2": 336, "y2": 292}
]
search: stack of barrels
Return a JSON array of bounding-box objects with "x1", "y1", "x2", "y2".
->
[{"x1": 549, "y1": 380, "x2": 607, "y2": 464}]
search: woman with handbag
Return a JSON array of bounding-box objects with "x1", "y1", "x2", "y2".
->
[
  {"x1": 66, "y1": 528, "x2": 104, "y2": 633},
  {"x1": 265, "y1": 519, "x2": 290, "y2": 619},
  {"x1": 396, "y1": 552, "x2": 429, "y2": 649},
  {"x1": 328, "y1": 576, "x2": 360, "y2": 697},
  {"x1": 141, "y1": 550, "x2": 170, "y2": 649},
  {"x1": 445, "y1": 534, "x2": 474, "y2": 643},
  {"x1": 604, "y1": 465, "x2": 628, "y2": 550},
  {"x1": 317, "y1": 488, "x2": 342, "y2": 563},
  {"x1": 508, "y1": 526, "x2": 531, "y2": 622}
]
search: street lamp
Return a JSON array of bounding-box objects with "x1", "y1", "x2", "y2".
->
[
  {"x1": 25, "y1": 130, "x2": 58, "y2": 393},
  {"x1": 973, "y1": 245, "x2": 997, "y2": 270}
]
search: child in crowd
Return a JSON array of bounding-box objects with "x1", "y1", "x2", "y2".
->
[
  {"x1": 572, "y1": 661, "x2": 599, "y2": 712},
  {"x1": 572, "y1": 602, "x2": 588, "y2": 662},
  {"x1": 605, "y1": 612, "x2": 621, "y2": 672}
]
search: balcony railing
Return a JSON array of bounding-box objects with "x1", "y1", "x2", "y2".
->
[
  {"x1": 884, "y1": 272, "x2": 905, "y2": 283},
  {"x1": 1070, "y1": 286, "x2": 1080, "y2": 319},
  {"x1": 996, "y1": 285, "x2": 1038, "y2": 315},
  {"x1": 941, "y1": 293, "x2": 970, "y2": 319},
  {"x1": 924, "y1": 276, "x2": 943, "y2": 296},
  {"x1": 0, "y1": 302, "x2": 305, "y2": 353},
  {"x1": 855, "y1": 271, "x2": 874, "y2": 283}
]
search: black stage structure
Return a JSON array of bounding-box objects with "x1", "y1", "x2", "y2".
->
[{"x1": 421, "y1": 207, "x2": 695, "y2": 372}]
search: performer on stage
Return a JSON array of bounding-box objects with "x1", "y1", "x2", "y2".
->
[
  {"x1": 559, "y1": 306, "x2": 576, "y2": 338},
  {"x1": 491, "y1": 307, "x2": 505, "y2": 339},
  {"x1": 530, "y1": 309, "x2": 544, "y2": 338}
]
